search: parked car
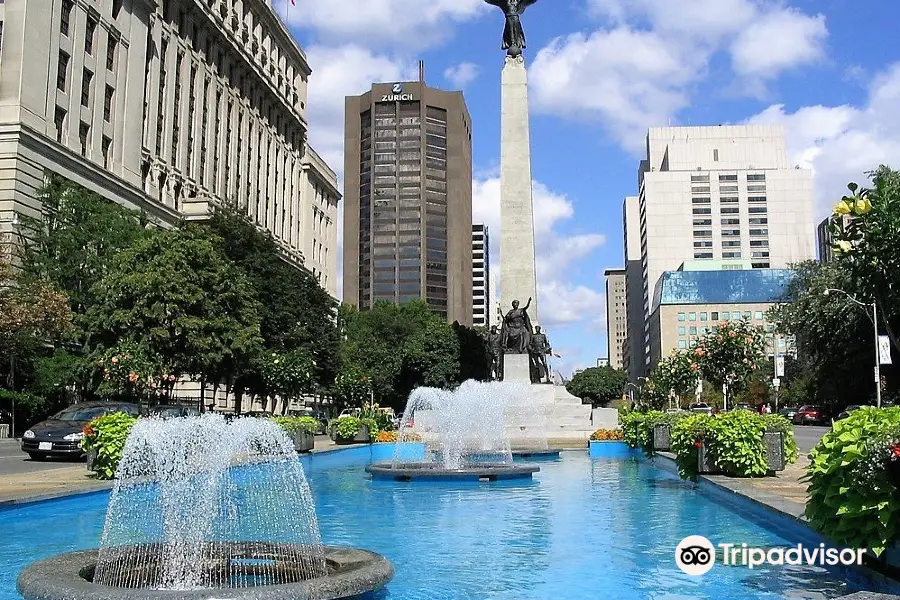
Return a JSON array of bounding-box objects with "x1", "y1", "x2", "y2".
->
[
  {"x1": 21, "y1": 402, "x2": 141, "y2": 461},
  {"x1": 836, "y1": 405, "x2": 869, "y2": 420},
  {"x1": 778, "y1": 406, "x2": 798, "y2": 420},
  {"x1": 792, "y1": 405, "x2": 825, "y2": 425},
  {"x1": 689, "y1": 403, "x2": 713, "y2": 414},
  {"x1": 735, "y1": 403, "x2": 754, "y2": 412},
  {"x1": 150, "y1": 405, "x2": 201, "y2": 419}
]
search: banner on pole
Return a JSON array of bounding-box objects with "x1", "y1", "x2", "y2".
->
[
  {"x1": 879, "y1": 335, "x2": 892, "y2": 365},
  {"x1": 775, "y1": 355, "x2": 785, "y2": 377}
]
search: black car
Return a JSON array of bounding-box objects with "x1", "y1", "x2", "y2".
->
[
  {"x1": 21, "y1": 402, "x2": 141, "y2": 461},
  {"x1": 149, "y1": 405, "x2": 201, "y2": 419}
]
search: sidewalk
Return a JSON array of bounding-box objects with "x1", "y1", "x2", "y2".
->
[{"x1": 0, "y1": 436, "x2": 346, "y2": 505}]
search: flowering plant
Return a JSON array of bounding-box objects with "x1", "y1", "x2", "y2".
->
[
  {"x1": 647, "y1": 350, "x2": 698, "y2": 407},
  {"x1": 695, "y1": 320, "x2": 767, "y2": 396},
  {"x1": 590, "y1": 428, "x2": 624, "y2": 441},
  {"x1": 96, "y1": 341, "x2": 171, "y2": 400},
  {"x1": 261, "y1": 349, "x2": 316, "y2": 402},
  {"x1": 333, "y1": 366, "x2": 373, "y2": 408}
]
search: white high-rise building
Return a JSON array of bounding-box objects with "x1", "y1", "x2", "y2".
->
[
  {"x1": 472, "y1": 223, "x2": 490, "y2": 327},
  {"x1": 603, "y1": 268, "x2": 626, "y2": 370},
  {"x1": 0, "y1": 0, "x2": 339, "y2": 290},
  {"x1": 636, "y1": 125, "x2": 815, "y2": 371}
]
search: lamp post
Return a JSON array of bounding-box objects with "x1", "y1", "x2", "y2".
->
[{"x1": 823, "y1": 288, "x2": 881, "y2": 408}]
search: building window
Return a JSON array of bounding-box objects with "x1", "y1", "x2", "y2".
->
[
  {"x1": 107, "y1": 36, "x2": 117, "y2": 71},
  {"x1": 718, "y1": 174, "x2": 737, "y2": 181},
  {"x1": 713, "y1": 148, "x2": 719, "y2": 161},
  {"x1": 81, "y1": 69, "x2": 92, "y2": 107},
  {"x1": 85, "y1": 17, "x2": 96, "y2": 54},
  {"x1": 60, "y1": 0, "x2": 73, "y2": 36},
  {"x1": 689, "y1": 327, "x2": 697, "y2": 335},
  {"x1": 747, "y1": 174, "x2": 766, "y2": 181},
  {"x1": 749, "y1": 206, "x2": 768, "y2": 214},
  {"x1": 677, "y1": 312, "x2": 686, "y2": 322},
  {"x1": 690, "y1": 174, "x2": 709, "y2": 183},
  {"x1": 112, "y1": 0, "x2": 123, "y2": 19},
  {"x1": 103, "y1": 86, "x2": 114, "y2": 122},
  {"x1": 754, "y1": 311, "x2": 764, "y2": 320},
  {"x1": 678, "y1": 340, "x2": 687, "y2": 349},
  {"x1": 711, "y1": 311, "x2": 719, "y2": 320},
  {"x1": 54, "y1": 107, "x2": 66, "y2": 143},
  {"x1": 732, "y1": 311, "x2": 742, "y2": 320},
  {"x1": 700, "y1": 312, "x2": 708, "y2": 321},
  {"x1": 79, "y1": 122, "x2": 89, "y2": 156},
  {"x1": 689, "y1": 312, "x2": 697, "y2": 321},
  {"x1": 57, "y1": 52, "x2": 69, "y2": 91},
  {"x1": 102, "y1": 136, "x2": 112, "y2": 169},
  {"x1": 748, "y1": 196, "x2": 767, "y2": 203}
]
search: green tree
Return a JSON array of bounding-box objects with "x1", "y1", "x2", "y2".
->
[
  {"x1": 647, "y1": 351, "x2": 700, "y2": 407},
  {"x1": 203, "y1": 206, "x2": 339, "y2": 409},
  {"x1": 694, "y1": 319, "x2": 767, "y2": 406},
  {"x1": 84, "y1": 227, "x2": 263, "y2": 403},
  {"x1": 453, "y1": 321, "x2": 490, "y2": 382},
  {"x1": 768, "y1": 260, "x2": 873, "y2": 407},
  {"x1": 566, "y1": 366, "x2": 628, "y2": 407},
  {"x1": 19, "y1": 177, "x2": 149, "y2": 314},
  {"x1": 399, "y1": 319, "x2": 461, "y2": 391}
]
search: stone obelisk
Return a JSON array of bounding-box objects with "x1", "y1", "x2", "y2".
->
[{"x1": 499, "y1": 54, "x2": 538, "y2": 323}]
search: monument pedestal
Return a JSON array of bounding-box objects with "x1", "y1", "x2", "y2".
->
[{"x1": 502, "y1": 355, "x2": 596, "y2": 448}]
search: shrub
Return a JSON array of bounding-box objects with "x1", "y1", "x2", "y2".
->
[
  {"x1": 590, "y1": 429, "x2": 623, "y2": 441},
  {"x1": 81, "y1": 412, "x2": 138, "y2": 480},
  {"x1": 271, "y1": 416, "x2": 320, "y2": 436},
  {"x1": 671, "y1": 413, "x2": 713, "y2": 480},
  {"x1": 669, "y1": 411, "x2": 798, "y2": 480},
  {"x1": 620, "y1": 410, "x2": 691, "y2": 455},
  {"x1": 334, "y1": 416, "x2": 373, "y2": 441},
  {"x1": 375, "y1": 430, "x2": 398, "y2": 443},
  {"x1": 805, "y1": 407, "x2": 900, "y2": 556}
]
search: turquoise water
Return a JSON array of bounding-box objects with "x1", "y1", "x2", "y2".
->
[{"x1": 0, "y1": 452, "x2": 893, "y2": 599}]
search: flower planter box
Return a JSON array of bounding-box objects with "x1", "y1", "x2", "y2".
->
[
  {"x1": 588, "y1": 440, "x2": 634, "y2": 458},
  {"x1": 86, "y1": 448, "x2": 97, "y2": 472},
  {"x1": 336, "y1": 425, "x2": 370, "y2": 445},
  {"x1": 697, "y1": 444, "x2": 719, "y2": 474},
  {"x1": 371, "y1": 442, "x2": 427, "y2": 462},
  {"x1": 652, "y1": 424, "x2": 671, "y2": 451},
  {"x1": 291, "y1": 431, "x2": 315, "y2": 453},
  {"x1": 763, "y1": 431, "x2": 785, "y2": 472}
]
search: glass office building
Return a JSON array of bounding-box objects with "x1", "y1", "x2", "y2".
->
[{"x1": 342, "y1": 79, "x2": 473, "y2": 324}]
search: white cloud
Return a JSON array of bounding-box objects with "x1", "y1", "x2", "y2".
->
[
  {"x1": 472, "y1": 177, "x2": 606, "y2": 330},
  {"x1": 304, "y1": 45, "x2": 415, "y2": 175},
  {"x1": 531, "y1": 0, "x2": 828, "y2": 150},
  {"x1": 748, "y1": 62, "x2": 900, "y2": 218},
  {"x1": 730, "y1": 8, "x2": 827, "y2": 80},
  {"x1": 278, "y1": 0, "x2": 486, "y2": 49},
  {"x1": 444, "y1": 62, "x2": 480, "y2": 88}
]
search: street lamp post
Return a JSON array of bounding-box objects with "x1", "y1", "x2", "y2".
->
[{"x1": 824, "y1": 288, "x2": 882, "y2": 408}]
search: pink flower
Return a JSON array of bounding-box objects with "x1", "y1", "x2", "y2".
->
[
  {"x1": 690, "y1": 362, "x2": 700, "y2": 371},
  {"x1": 168, "y1": 375, "x2": 176, "y2": 382},
  {"x1": 111, "y1": 356, "x2": 118, "y2": 364},
  {"x1": 729, "y1": 331, "x2": 736, "y2": 338},
  {"x1": 128, "y1": 372, "x2": 139, "y2": 383}
]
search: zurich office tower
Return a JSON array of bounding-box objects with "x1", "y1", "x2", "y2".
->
[{"x1": 342, "y1": 77, "x2": 474, "y2": 325}]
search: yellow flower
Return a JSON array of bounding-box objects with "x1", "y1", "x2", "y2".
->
[
  {"x1": 834, "y1": 240, "x2": 852, "y2": 254},
  {"x1": 854, "y1": 198, "x2": 872, "y2": 215},
  {"x1": 833, "y1": 200, "x2": 852, "y2": 215}
]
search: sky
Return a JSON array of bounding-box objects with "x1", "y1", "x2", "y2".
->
[{"x1": 275, "y1": 0, "x2": 900, "y2": 377}]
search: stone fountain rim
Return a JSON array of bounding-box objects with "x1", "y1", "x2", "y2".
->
[
  {"x1": 365, "y1": 461, "x2": 539, "y2": 480},
  {"x1": 17, "y1": 545, "x2": 393, "y2": 600}
]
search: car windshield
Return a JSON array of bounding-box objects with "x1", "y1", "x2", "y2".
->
[{"x1": 52, "y1": 406, "x2": 113, "y2": 421}]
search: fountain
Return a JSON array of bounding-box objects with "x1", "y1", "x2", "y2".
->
[
  {"x1": 17, "y1": 414, "x2": 393, "y2": 600},
  {"x1": 366, "y1": 380, "x2": 541, "y2": 481}
]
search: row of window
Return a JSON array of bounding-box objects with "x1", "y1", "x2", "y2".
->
[
  {"x1": 691, "y1": 173, "x2": 767, "y2": 183},
  {"x1": 678, "y1": 310, "x2": 764, "y2": 322}
]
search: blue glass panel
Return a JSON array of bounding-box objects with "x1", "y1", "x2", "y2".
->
[{"x1": 654, "y1": 269, "x2": 794, "y2": 309}]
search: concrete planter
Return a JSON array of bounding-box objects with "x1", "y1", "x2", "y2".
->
[
  {"x1": 588, "y1": 440, "x2": 635, "y2": 458},
  {"x1": 697, "y1": 443, "x2": 719, "y2": 474},
  {"x1": 763, "y1": 431, "x2": 785, "y2": 472},
  {"x1": 336, "y1": 425, "x2": 370, "y2": 445},
  {"x1": 652, "y1": 424, "x2": 671, "y2": 451},
  {"x1": 291, "y1": 430, "x2": 315, "y2": 453},
  {"x1": 86, "y1": 448, "x2": 98, "y2": 472}
]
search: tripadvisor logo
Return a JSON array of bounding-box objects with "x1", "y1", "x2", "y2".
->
[{"x1": 675, "y1": 536, "x2": 866, "y2": 575}]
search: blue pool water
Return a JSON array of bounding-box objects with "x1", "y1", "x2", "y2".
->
[{"x1": 0, "y1": 451, "x2": 895, "y2": 599}]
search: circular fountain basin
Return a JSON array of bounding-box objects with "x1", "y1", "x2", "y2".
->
[
  {"x1": 17, "y1": 545, "x2": 393, "y2": 600},
  {"x1": 512, "y1": 449, "x2": 561, "y2": 460},
  {"x1": 366, "y1": 461, "x2": 539, "y2": 481}
]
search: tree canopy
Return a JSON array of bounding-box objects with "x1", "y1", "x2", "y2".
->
[{"x1": 566, "y1": 366, "x2": 627, "y2": 407}]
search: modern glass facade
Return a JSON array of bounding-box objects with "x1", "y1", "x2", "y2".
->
[{"x1": 652, "y1": 268, "x2": 795, "y2": 311}]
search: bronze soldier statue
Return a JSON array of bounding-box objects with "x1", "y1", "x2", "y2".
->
[
  {"x1": 487, "y1": 325, "x2": 504, "y2": 381},
  {"x1": 529, "y1": 325, "x2": 552, "y2": 384},
  {"x1": 483, "y1": 0, "x2": 540, "y2": 57}
]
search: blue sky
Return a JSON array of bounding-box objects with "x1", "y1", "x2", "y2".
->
[{"x1": 277, "y1": 0, "x2": 900, "y2": 376}]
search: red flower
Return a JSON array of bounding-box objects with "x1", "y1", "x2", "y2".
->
[{"x1": 694, "y1": 440, "x2": 703, "y2": 448}]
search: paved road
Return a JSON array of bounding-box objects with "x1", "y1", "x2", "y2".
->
[
  {"x1": 0, "y1": 439, "x2": 84, "y2": 476},
  {"x1": 793, "y1": 425, "x2": 830, "y2": 454}
]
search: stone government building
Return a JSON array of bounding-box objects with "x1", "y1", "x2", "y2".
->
[
  {"x1": 0, "y1": 0, "x2": 339, "y2": 296},
  {"x1": 0, "y1": 0, "x2": 341, "y2": 412}
]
